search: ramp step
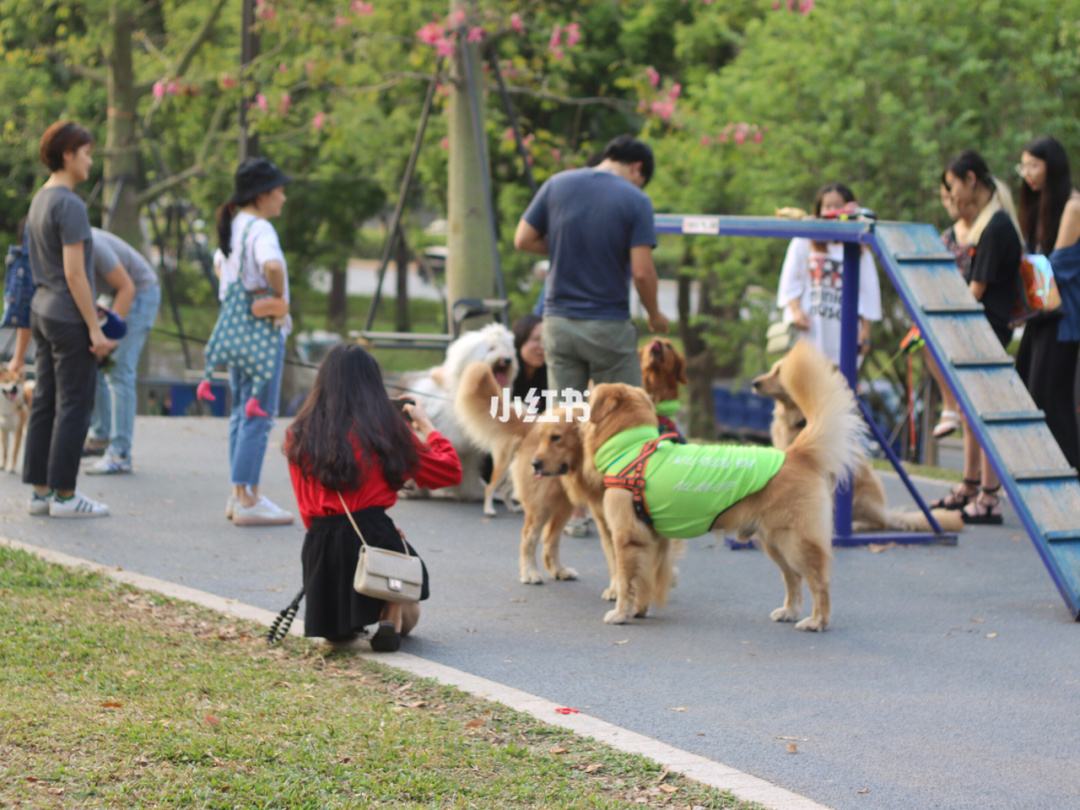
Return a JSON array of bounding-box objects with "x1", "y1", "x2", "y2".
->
[
  {"x1": 951, "y1": 359, "x2": 1016, "y2": 369},
  {"x1": 1046, "y1": 530, "x2": 1080, "y2": 543},
  {"x1": 894, "y1": 252, "x2": 960, "y2": 262},
  {"x1": 922, "y1": 303, "x2": 986, "y2": 314},
  {"x1": 1013, "y1": 468, "x2": 1079, "y2": 482},
  {"x1": 981, "y1": 410, "x2": 1046, "y2": 423}
]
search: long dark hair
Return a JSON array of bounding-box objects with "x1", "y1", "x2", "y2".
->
[
  {"x1": 1018, "y1": 136, "x2": 1073, "y2": 253},
  {"x1": 512, "y1": 313, "x2": 542, "y2": 358},
  {"x1": 811, "y1": 182, "x2": 856, "y2": 251},
  {"x1": 945, "y1": 150, "x2": 995, "y2": 191},
  {"x1": 216, "y1": 198, "x2": 252, "y2": 258},
  {"x1": 285, "y1": 344, "x2": 418, "y2": 491}
]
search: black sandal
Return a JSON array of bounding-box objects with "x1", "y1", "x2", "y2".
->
[
  {"x1": 369, "y1": 621, "x2": 401, "y2": 652},
  {"x1": 962, "y1": 485, "x2": 1003, "y2": 525},
  {"x1": 931, "y1": 478, "x2": 980, "y2": 511}
]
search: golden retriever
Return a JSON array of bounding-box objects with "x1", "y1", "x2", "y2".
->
[
  {"x1": 585, "y1": 340, "x2": 864, "y2": 631},
  {"x1": 0, "y1": 370, "x2": 32, "y2": 473},
  {"x1": 640, "y1": 338, "x2": 687, "y2": 441},
  {"x1": 752, "y1": 358, "x2": 963, "y2": 534},
  {"x1": 455, "y1": 361, "x2": 676, "y2": 606}
]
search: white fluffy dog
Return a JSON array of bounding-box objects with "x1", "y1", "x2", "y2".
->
[{"x1": 400, "y1": 323, "x2": 517, "y2": 502}]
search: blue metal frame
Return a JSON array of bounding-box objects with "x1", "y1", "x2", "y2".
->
[{"x1": 655, "y1": 214, "x2": 957, "y2": 548}]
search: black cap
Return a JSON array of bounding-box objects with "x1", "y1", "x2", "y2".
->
[{"x1": 229, "y1": 157, "x2": 290, "y2": 204}]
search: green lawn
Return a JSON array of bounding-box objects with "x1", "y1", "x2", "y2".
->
[{"x1": 0, "y1": 548, "x2": 757, "y2": 809}]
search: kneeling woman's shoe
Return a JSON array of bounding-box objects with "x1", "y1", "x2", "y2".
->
[
  {"x1": 369, "y1": 621, "x2": 401, "y2": 652},
  {"x1": 962, "y1": 486, "x2": 1003, "y2": 525}
]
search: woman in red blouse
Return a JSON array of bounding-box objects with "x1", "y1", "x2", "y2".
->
[{"x1": 285, "y1": 344, "x2": 461, "y2": 651}]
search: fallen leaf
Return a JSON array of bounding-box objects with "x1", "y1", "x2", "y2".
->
[
  {"x1": 786, "y1": 742, "x2": 798, "y2": 754},
  {"x1": 584, "y1": 763, "x2": 604, "y2": 773},
  {"x1": 465, "y1": 718, "x2": 485, "y2": 729},
  {"x1": 406, "y1": 700, "x2": 427, "y2": 709},
  {"x1": 204, "y1": 714, "x2": 221, "y2": 726},
  {"x1": 775, "y1": 735, "x2": 808, "y2": 741},
  {"x1": 124, "y1": 669, "x2": 138, "y2": 677},
  {"x1": 26, "y1": 776, "x2": 39, "y2": 783},
  {"x1": 986, "y1": 632, "x2": 998, "y2": 639},
  {"x1": 134, "y1": 755, "x2": 150, "y2": 766},
  {"x1": 656, "y1": 767, "x2": 671, "y2": 783},
  {"x1": 339, "y1": 756, "x2": 352, "y2": 764},
  {"x1": 101, "y1": 700, "x2": 123, "y2": 709},
  {"x1": 669, "y1": 706, "x2": 687, "y2": 712},
  {"x1": 550, "y1": 745, "x2": 568, "y2": 754},
  {"x1": 613, "y1": 639, "x2": 630, "y2": 645},
  {"x1": 868, "y1": 542, "x2": 897, "y2": 554},
  {"x1": 658, "y1": 784, "x2": 678, "y2": 794},
  {"x1": 857, "y1": 787, "x2": 871, "y2": 795}
]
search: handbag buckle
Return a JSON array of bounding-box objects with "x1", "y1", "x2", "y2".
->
[{"x1": 388, "y1": 578, "x2": 403, "y2": 592}]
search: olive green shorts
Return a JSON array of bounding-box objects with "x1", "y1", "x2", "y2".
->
[{"x1": 542, "y1": 316, "x2": 641, "y2": 397}]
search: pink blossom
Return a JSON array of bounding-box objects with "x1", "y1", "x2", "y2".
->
[
  {"x1": 716, "y1": 131, "x2": 729, "y2": 143},
  {"x1": 668, "y1": 82, "x2": 682, "y2": 99},
  {"x1": 565, "y1": 22, "x2": 581, "y2": 47},
  {"x1": 219, "y1": 74, "x2": 237, "y2": 90},
  {"x1": 257, "y1": 2, "x2": 276, "y2": 21},
  {"x1": 279, "y1": 92, "x2": 291, "y2": 115},
  {"x1": 312, "y1": 111, "x2": 326, "y2": 131},
  {"x1": 152, "y1": 81, "x2": 165, "y2": 100},
  {"x1": 449, "y1": 8, "x2": 466, "y2": 26},
  {"x1": 416, "y1": 21, "x2": 443, "y2": 45},
  {"x1": 799, "y1": 0, "x2": 814, "y2": 12},
  {"x1": 334, "y1": 14, "x2": 349, "y2": 28},
  {"x1": 503, "y1": 127, "x2": 515, "y2": 142},
  {"x1": 165, "y1": 80, "x2": 180, "y2": 96},
  {"x1": 467, "y1": 26, "x2": 484, "y2": 43},
  {"x1": 733, "y1": 128, "x2": 746, "y2": 145},
  {"x1": 549, "y1": 24, "x2": 562, "y2": 49},
  {"x1": 510, "y1": 12, "x2": 524, "y2": 33},
  {"x1": 650, "y1": 99, "x2": 675, "y2": 121},
  {"x1": 646, "y1": 66, "x2": 660, "y2": 88},
  {"x1": 700, "y1": 134, "x2": 712, "y2": 146},
  {"x1": 549, "y1": 47, "x2": 564, "y2": 61},
  {"x1": 752, "y1": 129, "x2": 764, "y2": 144},
  {"x1": 351, "y1": 0, "x2": 374, "y2": 14},
  {"x1": 435, "y1": 36, "x2": 456, "y2": 58},
  {"x1": 772, "y1": 0, "x2": 780, "y2": 8},
  {"x1": 278, "y1": 62, "x2": 287, "y2": 73},
  {"x1": 435, "y1": 82, "x2": 451, "y2": 97},
  {"x1": 440, "y1": 136, "x2": 449, "y2": 150},
  {"x1": 255, "y1": 93, "x2": 268, "y2": 112},
  {"x1": 522, "y1": 133, "x2": 535, "y2": 146}
]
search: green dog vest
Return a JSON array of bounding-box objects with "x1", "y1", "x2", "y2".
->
[{"x1": 594, "y1": 426, "x2": 785, "y2": 539}]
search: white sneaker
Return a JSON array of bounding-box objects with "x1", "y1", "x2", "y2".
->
[
  {"x1": 49, "y1": 491, "x2": 109, "y2": 518},
  {"x1": 28, "y1": 491, "x2": 53, "y2": 516},
  {"x1": 85, "y1": 454, "x2": 133, "y2": 475},
  {"x1": 232, "y1": 496, "x2": 294, "y2": 526}
]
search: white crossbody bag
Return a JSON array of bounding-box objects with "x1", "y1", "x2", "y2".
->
[{"x1": 338, "y1": 493, "x2": 423, "y2": 603}]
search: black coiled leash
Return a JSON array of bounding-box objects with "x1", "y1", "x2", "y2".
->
[{"x1": 266, "y1": 587, "x2": 304, "y2": 645}]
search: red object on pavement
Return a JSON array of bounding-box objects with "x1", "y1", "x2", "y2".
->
[{"x1": 554, "y1": 707, "x2": 580, "y2": 715}]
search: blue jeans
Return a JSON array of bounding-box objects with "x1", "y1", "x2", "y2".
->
[
  {"x1": 90, "y1": 284, "x2": 161, "y2": 459},
  {"x1": 229, "y1": 331, "x2": 285, "y2": 487}
]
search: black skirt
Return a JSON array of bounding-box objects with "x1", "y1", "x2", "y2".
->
[{"x1": 301, "y1": 507, "x2": 429, "y2": 640}]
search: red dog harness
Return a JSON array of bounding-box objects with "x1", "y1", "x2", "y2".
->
[{"x1": 601, "y1": 432, "x2": 680, "y2": 527}]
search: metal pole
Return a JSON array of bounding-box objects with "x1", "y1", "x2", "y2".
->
[{"x1": 835, "y1": 242, "x2": 862, "y2": 539}]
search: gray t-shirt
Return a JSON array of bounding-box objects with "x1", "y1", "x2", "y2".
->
[
  {"x1": 524, "y1": 168, "x2": 656, "y2": 320},
  {"x1": 91, "y1": 228, "x2": 158, "y2": 293},
  {"x1": 26, "y1": 185, "x2": 94, "y2": 323}
]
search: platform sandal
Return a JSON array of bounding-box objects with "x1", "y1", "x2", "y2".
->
[
  {"x1": 962, "y1": 485, "x2": 1003, "y2": 525},
  {"x1": 930, "y1": 478, "x2": 979, "y2": 510},
  {"x1": 932, "y1": 409, "x2": 962, "y2": 439}
]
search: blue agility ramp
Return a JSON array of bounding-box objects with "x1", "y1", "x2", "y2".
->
[{"x1": 656, "y1": 214, "x2": 1080, "y2": 620}]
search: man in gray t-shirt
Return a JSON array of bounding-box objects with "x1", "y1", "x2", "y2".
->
[
  {"x1": 91, "y1": 228, "x2": 158, "y2": 293},
  {"x1": 514, "y1": 134, "x2": 668, "y2": 396},
  {"x1": 26, "y1": 186, "x2": 94, "y2": 323}
]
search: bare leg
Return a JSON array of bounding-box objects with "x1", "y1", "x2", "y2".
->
[{"x1": 925, "y1": 347, "x2": 959, "y2": 415}]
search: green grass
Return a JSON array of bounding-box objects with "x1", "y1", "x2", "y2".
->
[{"x1": 0, "y1": 548, "x2": 758, "y2": 809}]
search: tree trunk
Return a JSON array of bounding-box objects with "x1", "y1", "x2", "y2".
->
[
  {"x1": 103, "y1": 3, "x2": 142, "y2": 249},
  {"x1": 446, "y1": 1, "x2": 495, "y2": 331},
  {"x1": 679, "y1": 269, "x2": 719, "y2": 440},
  {"x1": 394, "y1": 232, "x2": 410, "y2": 333},
  {"x1": 329, "y1": 267, "x2": 348, "y2": 333}
]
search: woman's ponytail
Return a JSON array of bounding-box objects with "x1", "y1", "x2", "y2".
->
[{"x1": 216, "y1": 201, "x2": 238, "y2": 257}]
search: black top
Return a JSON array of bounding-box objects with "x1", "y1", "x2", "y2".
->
[
  {"x1": 512, "y1": 364, "x2": 548, "y2": 404},
  {"x1": 969, "y1": 210, "x2": 1021, "y2": 332}
]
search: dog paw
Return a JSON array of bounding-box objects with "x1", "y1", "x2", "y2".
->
[
  {"x1": 483, "y1": 504, "x2": 497, "y2": 517},
  {"x1": 633, "y1": 605, "x2": 649, "y2": 618},
  {"x1": 600, "y1": 585, "x2": 617, "y2": 601},
  {"x1": 603, "y1": 608, "x2": 632, "y2": 625},
  {"x1": 520, "y1": 570, "x2": 544, "y2": 585},
  {"x1": 795, "y1": 616, "x2": 826, "y2": 632},
  {"x1": 770, "y1": 606, "x2": 800, "y2": 623},
  {"x1": 553, "y1": 566, "x2": 578, "y2": 581},
  {"x1": 506, "y1": 499, "x2": 524, "y2": 513}
]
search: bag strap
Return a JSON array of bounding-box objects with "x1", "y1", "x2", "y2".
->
[{"x1": 336, "y1": 492, "x2": 408, "y2": 553}]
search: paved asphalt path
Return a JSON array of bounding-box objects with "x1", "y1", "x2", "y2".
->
[{"x1": 3, "y1": 417, "x2": 1079, "y2": 810}]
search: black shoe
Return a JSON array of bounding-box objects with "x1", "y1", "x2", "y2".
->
[{"x1": 369, "y1": 621, "x2": 401, "y2": 652}]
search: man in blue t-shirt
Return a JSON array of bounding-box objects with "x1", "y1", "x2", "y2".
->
[{"x1": 514, "y1": 135, "x2": 669, "y2": 397}]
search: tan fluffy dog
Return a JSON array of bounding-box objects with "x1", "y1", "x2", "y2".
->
[
  {"x1": 639, "y1": 338, "x2": 686, "y2": 405},
  {"x1": 455, "y1": 361, "x2": 676, "y2": 606},
  {"x1": 0, "y1": 371, "x2": 32, "y2": 473},
  {"x1": 752, "y1": 358, "x2": 963, "y2": 534},
  {"x1": 585, "y1": 340, "x2": 865, "y2": 631}
]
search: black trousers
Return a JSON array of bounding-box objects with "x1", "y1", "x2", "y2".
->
[
  {"x1": 23, "y1": 313, "x2": 98, "y2": 491},
  {"x1": 1017, "y1": 315, "x2": 1080, "y2": 470}
]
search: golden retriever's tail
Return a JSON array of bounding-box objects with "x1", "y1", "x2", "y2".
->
[
  {"x1": 454, "y1": 361, "x2": 531, "y2": 452},
  {"x1": 885, "y1": 508, "x2": 964, "y2": 532},
  {"x1": 780, "y1": 341, "x2": 866, "y2": 483}
]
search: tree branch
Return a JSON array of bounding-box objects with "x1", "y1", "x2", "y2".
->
[
  {"x1": 47, "y1": 50, "x2": 106, "y2": 83},
  {"x1": 134, "y1": 0, "x2": 230, "y2": 97},
  {"x1": 135, "y1": 96, "x2": 231, "y2": 206}
]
